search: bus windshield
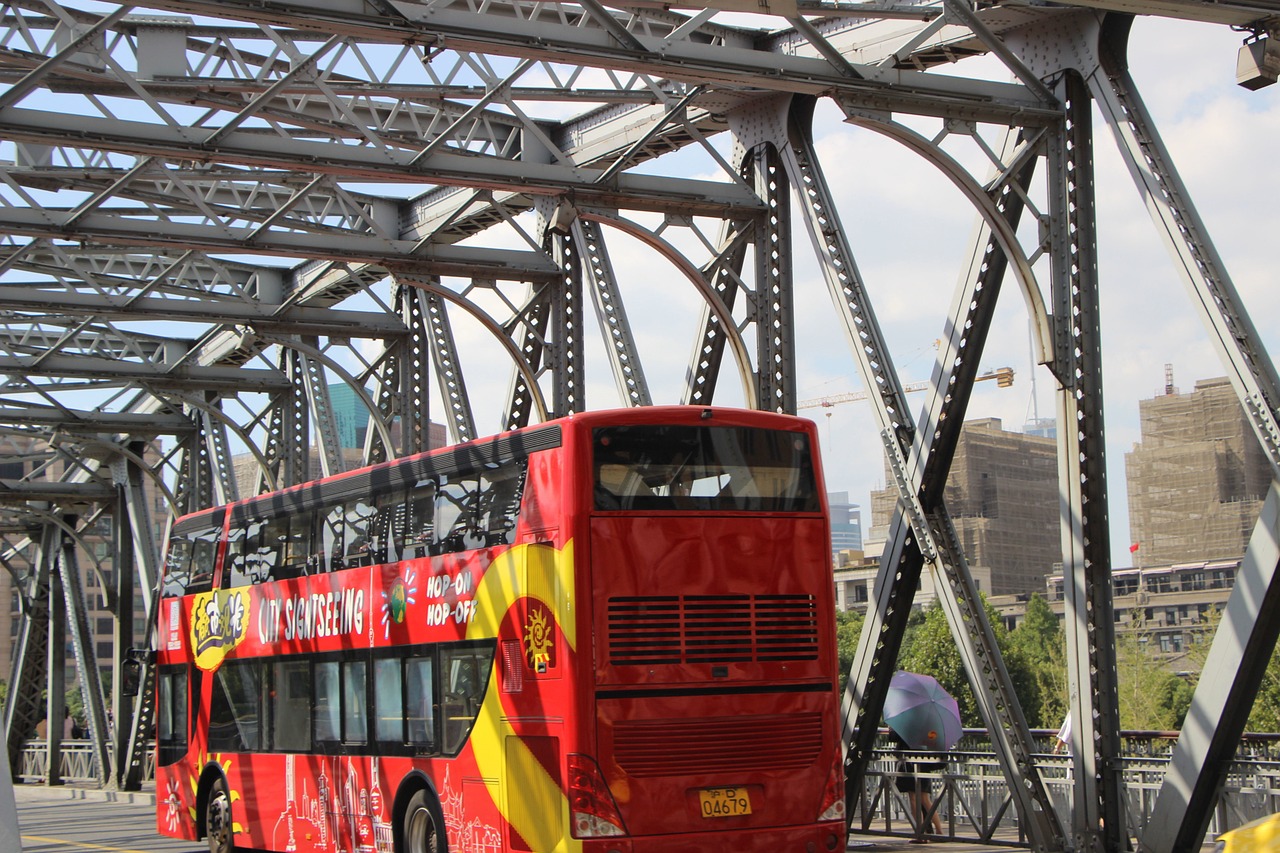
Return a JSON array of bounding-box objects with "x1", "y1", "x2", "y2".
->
[{"x1": 593, "y1": 423, "x2": 819, "y2": 512}]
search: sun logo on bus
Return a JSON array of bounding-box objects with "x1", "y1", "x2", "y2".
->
[
  {"x1": 380, "y1": 570, "x2": 417, "y2": 638},
  {"x1": 523, "y1": 606, "x2": 554, "y2": 671},
  {"x1": 163, "y1": 777, "x2": 183, "y2": 832}
]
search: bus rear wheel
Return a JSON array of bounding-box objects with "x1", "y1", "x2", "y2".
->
[
  {"x1": 403, "y1": 788, "x2": 447, "y2": 853},
  {"x1": 206, "y1": 776, "x2": 235, "y2": 853}
]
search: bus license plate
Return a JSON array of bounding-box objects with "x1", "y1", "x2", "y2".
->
[{"x1": 698, "y1": 787, "x2": 752, "y2": 818}]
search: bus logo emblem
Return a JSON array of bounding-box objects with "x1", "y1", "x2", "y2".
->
[
  {"x1": 523, "y1": 606, "x2": 554, "y2": 673},
  {"x1": 190, "y1": 589, "x2": 251, "y2": 671}
]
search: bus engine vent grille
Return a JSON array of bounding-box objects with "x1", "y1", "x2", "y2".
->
[
  {"x1": 613, "y1": 713, "x2": 824, "y2": 776},
  {"x1": 607, "y1": 594, "x2": 818, "y2": 665}
]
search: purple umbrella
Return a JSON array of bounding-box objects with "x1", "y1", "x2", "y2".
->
[{"x1": 883, "y1": 670, "x2": 962, "y2": 751}]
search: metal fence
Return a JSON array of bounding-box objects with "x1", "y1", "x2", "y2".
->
[
  {"x1": 854, "y1": 731, "x2": 1280, "y2": 846},
  {"x1": 16, "y1": 739, "x2": 154, "y2": 788}
]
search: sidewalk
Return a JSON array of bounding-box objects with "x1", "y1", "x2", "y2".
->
[{"x1": 9, "y1": 780, "x2": 156, "y2": 806}]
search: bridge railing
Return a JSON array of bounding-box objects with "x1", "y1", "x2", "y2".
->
[
  {"x1": 15, "y1": 739, "x2": 155, "y2": 787},
  {"x1": 853, "y1": 730, "x2": 1280, "y2": 846}
]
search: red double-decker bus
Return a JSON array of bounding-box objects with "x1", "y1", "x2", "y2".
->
[{"x1": 154, "y1": 405, "x2": 846, "y2": 853}]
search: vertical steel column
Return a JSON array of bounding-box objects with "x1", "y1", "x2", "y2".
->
[
  {"x1": 425, "y1": 287, "x2": 477, "y2": 445},
  {"x1": 751, "y1": 143, "x2": 795, "y2": 414},
  {"x1": 282, "y1": 348, "x2": 311, "y2": 486},
  {"x1": 117, "y1": 448, "x2": 162, "y2": 791},
  {"x1": 4, "y1": 526, "x2": 53, "y2": 778},
  {"x1": 58, "y1": 523, "x2": 111, "y2": 785},
  {"x1": 575, "y1": 219, "x2": 652, "y2": 407},
  {"x1": 548, "y1": 229, "x2": 585, "y2": 417},
  {"x1": 110, "y1": 460, "x2": 134, "y2": 790},
  {"x1": 46, "y1": 534, "x2": 65, "y2": 786},
  {"x1": 1049, "y1": 69, "x2": 1125, "y2": 853},
  {"x1": 365, "y1": 282, "x2": 411, "y2": 464},
  {"x1": 199, "y1": 403, "x2": 240, "y2": 507},
  {"x1": 504, "y1": 288, "x2": 551, "y2": 431},
  {"x1": 300, "y1": 338, "x2": 346, "y2": 478},
  {"x1": 400, "y1": 283, "x2": 434, "y2": 455}
]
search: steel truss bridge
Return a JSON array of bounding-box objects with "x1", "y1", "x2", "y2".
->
[{"x1": 0, "y1": 0, "x2": 1276, "y2": 851}]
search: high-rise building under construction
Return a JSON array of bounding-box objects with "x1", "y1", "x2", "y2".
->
[{"x1": 1125, "y1": 374, "x2": 1271, "y2": 567}]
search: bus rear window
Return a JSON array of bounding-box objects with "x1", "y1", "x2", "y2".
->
[{"x1": 593, "y1": 424, "x2": 819, "y2": 512}]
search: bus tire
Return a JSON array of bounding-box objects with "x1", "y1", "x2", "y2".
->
[
  {"x1": 402, "y1": 788, "x2": 447, "y2": 853},
  {"x1": 206, "y1": 776, "x2": 235, "y2": 853}
]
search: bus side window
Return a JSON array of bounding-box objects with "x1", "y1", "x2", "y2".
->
[
  {"x1": 373, "y1": 492, "x2": 402, "y2": 565},
  {"x1": 156, "y1": 665, "x2": 188, "y2": 766},
  {"x1": 271, "y1": 660, "x2": 311, "y2": 753},
  {"x1": 482, "y1": 464, "x2": 525, "y2": 546},
  {"x1": 320, "y1": 505, "x2": 344, "y2": 573},
  {"x1": 373, "y1": 658, "x2": 403, "y2": 743},
  {"x1": 209, "y1": 661, "x2": 263, "y2": 752},
  {"x1": 315, "y1": 662, "x2": 341, "y2": 743},
  {"x1": 229, "y1": 520, "x2": 269, "y2": 588},
  {"x1": 406, "y1": 481, "x2": 436, "y2": 560},
  {"x1": 263, "y1": 517, "x2": 292, "y2": 579},
  {"x1": 163, "y1": 526, "x2": 218, "y2": 596},
  {"x1": 437, "y1": 477, "x2": 485, "y2": 554},
  {"x1": 190, "y1": 530, "x2": 218, "y2": 592},
  {"x1": 343, "y1": 660, "x2": 367, "y2": 745},
  {"x1": 440, "y1": 645, "x2": 494, "y2": 755},
  {"x1": 405, "y1": 655, "x2": 435, "y2": 751},
  {"x1": 344, "y1": 502, "x2": 377, "y2": 567}
]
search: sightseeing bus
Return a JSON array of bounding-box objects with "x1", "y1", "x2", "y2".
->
[{"x1": 153, "y1": 405, "x2": 846, "y2": 853}]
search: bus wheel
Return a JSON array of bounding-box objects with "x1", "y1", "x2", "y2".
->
[
  {"x1": 403, "y1": 788, "x2": 447, "y2": 853},
  {"x1": 206, "y1": 777, "x2": 235, "y2": 853}
]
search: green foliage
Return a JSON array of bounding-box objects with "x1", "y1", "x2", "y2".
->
[
  {"x1": 835, "y1": 609, "x2": 865, "y2": 696},
  {"x1": 1114, "y1": 615, "x2": 1192, "y2": 731},
  {"x1": 1248, "y1": 646, "x2": 1280, "y2": 733},
  {"x1": 1006, "y1": 593, "x2": 1068, "y2": 728},
  {"x1": 896, "y1": 600, "x2": 979, "y2": 726}
]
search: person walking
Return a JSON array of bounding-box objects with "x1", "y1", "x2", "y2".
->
[{"x1": 891, "y1": 731, "x2": 945, "y2": 840}]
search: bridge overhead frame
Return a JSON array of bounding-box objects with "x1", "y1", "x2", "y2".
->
[{"x1": 0, "y1": 2, "x2": 1277, "y2": 851}]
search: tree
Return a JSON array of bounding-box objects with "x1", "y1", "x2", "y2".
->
[
  {"x1": 897, "y1": 600, "x2": 979, "y2": 726},
  {"x1": 1114, "y1": 613, "x2": 1193, "y2": 731},
  {"x1": 1006, "y1": 593, "x2": 1068, "y2": 728},
  {"x1": 836, "y1": 609, "x2": 865, "y2": 696},
  {"x1": 895, "y1": 595, "x2": 1038, "y2": 729}
]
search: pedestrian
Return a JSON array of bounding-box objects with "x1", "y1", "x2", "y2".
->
[
  {"x1": 891, "y1": 731, "x2": 945, "y2": 840},
  {"x1": 1054, "y1": 711, "x2": 1072, "y2": 755}
]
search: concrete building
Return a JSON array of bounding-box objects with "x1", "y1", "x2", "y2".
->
[
  {"x1": 837, "y1": 417, "x2": 1057, "y2": 610},
  {"x1": 991, "y1": 558, "x2": 1236, "y2": 672},
  {"x1": 1125, "y1": 375, "x2": 1271, "y2": 567},
  {"x1": 828, "y1": 491, "x2": 862, "y2": 565}
]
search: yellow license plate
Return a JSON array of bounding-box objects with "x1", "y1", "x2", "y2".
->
[{"x1": 698, "y1": 787, "x2": 752, "y2": 818}]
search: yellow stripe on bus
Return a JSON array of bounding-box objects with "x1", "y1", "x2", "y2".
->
[{"x1": 469, "y1": 540, "x2": 582, "y2": 853}]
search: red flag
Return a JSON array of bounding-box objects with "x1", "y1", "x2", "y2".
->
[{"x1": 1129, "y1": 542, "x2": 1140, "y2": 553}]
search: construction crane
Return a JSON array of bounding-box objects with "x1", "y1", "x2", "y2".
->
[{"x1": 798, "y1": 366, "x2": 1014, "y2": 410}]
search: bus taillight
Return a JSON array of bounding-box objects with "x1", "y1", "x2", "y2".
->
[
  {"x1": 817, "y1": 759, "x2": 846, "y2": 823},
  {"x1": 567, "y1": 754, "x2": 628, "y2": 838}
]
